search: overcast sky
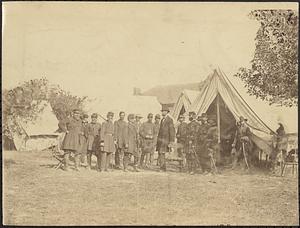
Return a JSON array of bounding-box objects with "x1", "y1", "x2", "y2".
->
[{"x1": 2, "y1": 2, "x2": 298, "y2": 100}]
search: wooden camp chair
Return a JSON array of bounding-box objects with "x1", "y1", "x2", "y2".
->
[
  {"x1": 280, "y1": 149, "x2": 298, "y2": 177},
  {"x1": 166, "y1": 142, "x2": 185, "y2": 171}
]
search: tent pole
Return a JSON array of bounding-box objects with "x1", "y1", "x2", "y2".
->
[{"x1": 217, "y1": 94, "x2": 221, "y2": 143}]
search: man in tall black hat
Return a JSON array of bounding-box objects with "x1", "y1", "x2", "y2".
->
[{"x1": 156, "y1": 105, "x2": 175, "y2": 172}]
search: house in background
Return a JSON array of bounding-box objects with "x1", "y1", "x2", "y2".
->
[{"x1": 134, "y1": 82, "x2": 204, "y2": 110}]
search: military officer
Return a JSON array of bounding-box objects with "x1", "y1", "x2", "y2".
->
[
  {"x1": 231, "y1": 116, "x2": 253, "y2": 170},
  {"x1": 86, "y1": 113, "x2": 101, "y2": 170},
  {"x1": 135, "y1": 114, "x2": 143, "y2": 166},
  {"x1": 152, "y1": 114, "x2": 161, "y2": 165},
  {"x1": 79, "y1": 114, "x2": 89, "y2": 168},
  {"x1": 185, "y1": 111, "x2": 201, "y2": 175},
  {"x1": 99, "y1": 112, "x2": 116, "y2": 172},
  {"x1": 124, "y1": 114, "x2": 140, "y2": 172},
  {"x1": 114, "y1": 111, "x2": 127, "y2": 169},
  {"x1": 206, "y1": 118, "x2": 219, "y2": 174},
  {"x1": 139, "y1": 113, "x2": 156, "y2": 168},
  {"x1": 61, "y1": 109, "x2": 83, "y2": 171},
  {"x1": 156, "y1": 106, "x2": 175, "y2": 172},
  {"x1": 176, "y1": 114, "x2": 188, "y2": 171},
  {"x1": 197, "y1": 113, "x2": 211, "y2": 174}
]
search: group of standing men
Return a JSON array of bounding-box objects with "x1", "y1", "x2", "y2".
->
[
  {"x1": 59, "y1": 106, "x2": 253, "y2": 174},
  {"x1": 59, "y1": 106, "x2": 175, "y2": 172}
]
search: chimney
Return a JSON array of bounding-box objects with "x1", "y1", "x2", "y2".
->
[{"x1": 133, "y1": 87, "x2": 142, "y2": 96}]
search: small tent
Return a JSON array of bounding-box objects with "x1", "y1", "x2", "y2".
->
[
  {"x1": 170, "y1": 89, "x2": 200, "y2": 121},
  {"x1": 187, "y1": 68, "x2": 298, "y2": 159},
  {"x1": 6, "y1": 101, "x2": 59, "y2": 151},
  {"x1": 83, "y1": 95, "x2": 162, "y2": 121}
]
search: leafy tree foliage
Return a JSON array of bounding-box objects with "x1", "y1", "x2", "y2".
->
[
  {"x1": 235, "y1": 10, "x2": 298, "y2": 107},
  {"x1": 2, "y1": 78, "x2": 88, "y2": 137}
]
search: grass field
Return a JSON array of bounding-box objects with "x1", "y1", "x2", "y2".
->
[{"x1": 2, "y1": 149, "x2": 299, "y2": 225}]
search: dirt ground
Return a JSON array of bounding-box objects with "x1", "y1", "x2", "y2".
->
[{"x1": 2, "y1": 149, "x2": 299, "y2": 226}]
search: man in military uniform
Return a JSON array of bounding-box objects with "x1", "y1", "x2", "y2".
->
[
  {"x1": 135, "y1": 114, "x2": 143, "y2": 166},
  {"x1": 152, "y1": 114, "x2": 161, "y2": 165},
  {"x1": 176, "y1": 114, "x2": 187, "y2": 171},
  {"x1": 139, "y1": 113, "x2": 156, "y2": 168},
  {"x1": 99, "y1": 112, "x2": 115, "y2": 172},
  {"x1": 114, "y1": 111, "x2": 127, "y2": 169},
  {"x1": 197, "y1": 113, "x2": 211, "y2": 174},
  {"x1": 186, "y1": 111, "x2": 201, "y2": 175},
  {"x1": 79, "y1": 114, "x2": 89, "y2": 168},
  {"x1": 156, "y1": 106, "x2": 175, "y2": 172},
  {"x1": 86, "y1": 113, "x2": 101, "y2": 171},
  {"x1": 206, "y1": 118, "x2": 219, "y2": 174},
  {"x1": 231, "y1": 116, "x2": 253, "y2": 170}
]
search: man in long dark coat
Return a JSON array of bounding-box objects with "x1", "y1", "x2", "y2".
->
[
  {"x1": 156, "y1": 106, "x2": 175, "y2": 172},
  {"x1": 86, "y1": 113, "x2": 101, "y2": 171},
  {"x1": 114, "y1": 111, "x2": 127, "y2": 169},
  {"x1": 61, "y1": 109, "x2": 83, "y2": 171}
]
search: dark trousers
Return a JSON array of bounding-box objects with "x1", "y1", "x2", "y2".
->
[
  {"x1": 199, "y1": 155, "x2": 211, "y2": 172},
  {"x1": 115, "y1": 147, "x2": 124, "y2": 168},
  {"x1": 186, "y1": 153, "x2": 197, "y2": 172},
  {"x1": 100, "y1": 152, "x2": 112, "y2": 171},
  {"x1": 140, "y1": 151, "x2": 150, "y2": 167},
  {"x1": 64, "y1": 150, "x2": 80, "y2": 169},
  {"x1": 158, "y1": 152, "x2": 166, "y2": 171}
]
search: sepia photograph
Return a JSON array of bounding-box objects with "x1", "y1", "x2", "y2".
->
[{"x1": 2, "y1": 2, "x2": 298, "y2": 226}]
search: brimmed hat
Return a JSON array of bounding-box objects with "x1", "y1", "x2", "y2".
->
[
  {"x1": 147, "y1": 113, "x2": 153, "y2": 118},
  {"x1": 161, "y1": 104, "x2": 170, "y2": 112},
  {"x1": 91, "y1": 113, "x2": 98, "y2": 118},
  {"x1": 107, "y1": 112, "x2": 114, "y2": 117},
  {"x1": 128, "y1": 114, "x2": 135, "y2": 120},
  {"x1": 136, "y1": 114, "x2": 143, "y2": 119},
  {"x1": 72, "y1": 109, "x2": 81, "y2": 114}
]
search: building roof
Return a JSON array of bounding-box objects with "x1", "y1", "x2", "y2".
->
[{"x1": 141, "y1": 82, "x2": 204, "y2": 105}]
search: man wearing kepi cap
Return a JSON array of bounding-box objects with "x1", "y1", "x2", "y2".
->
[
  {"x1": 156, "y1": 105, "x2": 175, "y2": 172},
  {"x1": 176, "y1": 114, "x2": 188, "y2": 171},
  {"x1": 61, "y1": 109, "x2": 83, "y2": 171},
  {"x1": 99, "y1": 112, "x2": 115, "y2": 172},
  {"x1": 134, "y1": 114, "x2": 143, "y2": 166},
  {"x1": 86, "y1": 113, "x2": 101, "y2": 171},
  {"x1": 152, "y1": 114, "x2": 161, "y2": 165},
  {"x1": 231, "y1": 116, "x2": 253, "y2": 170},
  {"x1": 114, "y1": 111, "x2": 127, "y2": 170},
  {"x1": 124, "y1": 114, "x2": 140, "y2": 172},
  {"x1": 139, "y1": 113, "x2": 156, "y2": 168},
  {"x1": 186, "y1": 111, "x2": 201, "y2": 175}
]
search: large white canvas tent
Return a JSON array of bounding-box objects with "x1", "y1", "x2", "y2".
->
[
  {"x1": 83, "y1": 95, "x2": 162, "y2": 121},
  {"x1": 6, "y1": 101, "x2": 59, "y2": 151},
  {"x1": 170, "y1": 89, "x2": 200, "y2": 121},
  {"x1": 187, "y1": 68, "x2": 298, "y2": 156}
]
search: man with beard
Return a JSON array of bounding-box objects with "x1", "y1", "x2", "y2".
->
[
  {"x1": 99, "y1": 112, "x2": 116, "y2": 172},
  {"x1": 176, "y1": 114, "x2": 188, "y2": 171},
  {"x1": 114, "y1": 111, "x2": 127, "y2": 169},
  {"x1": 156, "y1": 106, "x2": 175, "y2": 172},
  {"x1": 61, "y1": 109, "x2": 83, "y2": 171},
  {"x1": 139, "y1": 113, "x2": 156, "y2": 169},
  {"x1": 185, "y1": 111, "x2": 201, "y2": 175},
  {"x1": 86, "y1": 113, "x2": 101, "y2": 171},
  {"x1": 124, "y1": 114, "x2": 140, "y2": 172}
]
